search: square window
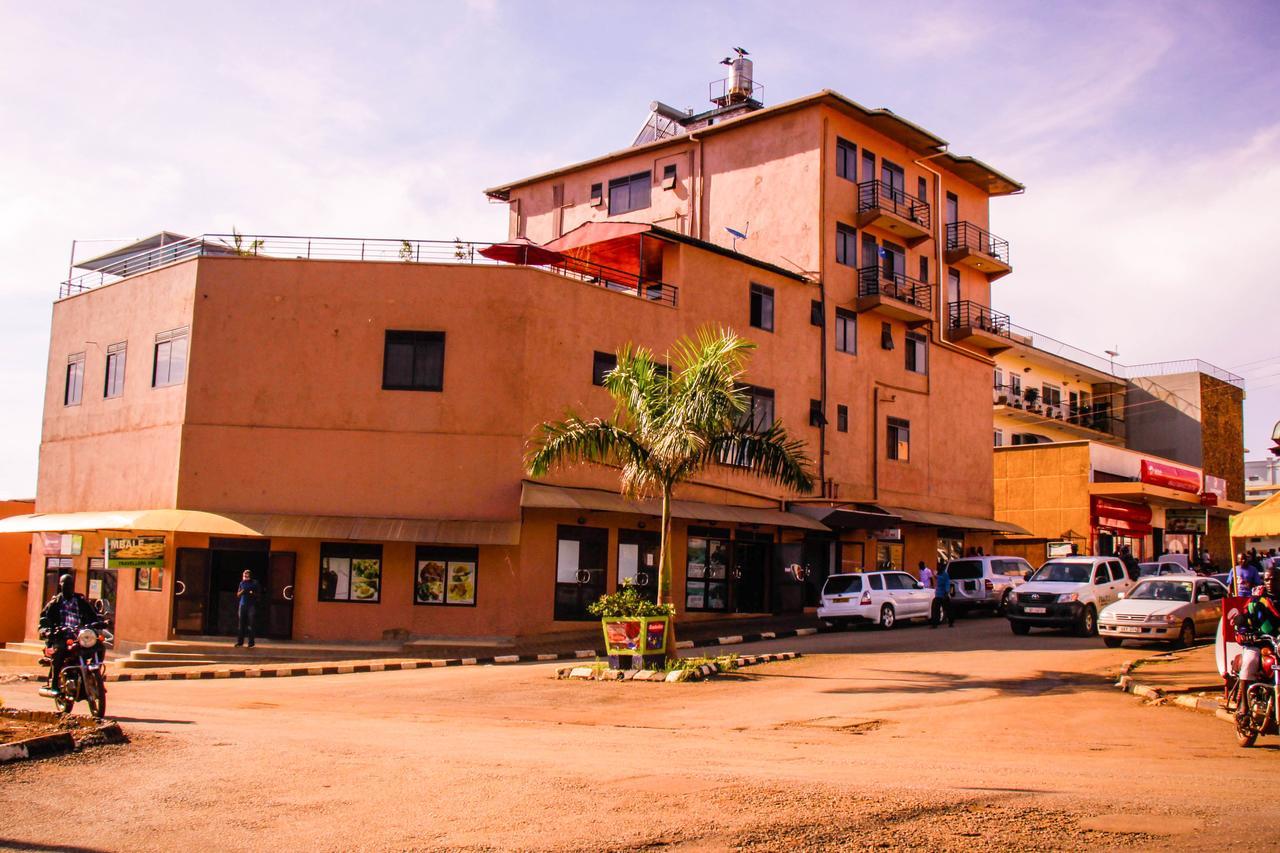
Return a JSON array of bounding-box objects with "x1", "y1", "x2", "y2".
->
[
  {"x1": 836, "y1": 138, "x2": 857, "y2": 181},
  {"x1": 887, "y1": 417, "x2": 910, "y2": 461},
  {"x1": 905, "y1": 331, "x2": 928, "y2": 374},
  {"x1": 64, "y1": 352, "x2": 85, "y2": 406},
  {"x1": 414, "y1": 546, "x2": 478, "y2": 606},
  {"x1": 750, "y1": 283, "x2": 774, "y2": 332},
  {"x1": 837, "y1": 404, "x2": 849, "y2": 433},
  {"x1": 152, "y1": 327, "x2": 189, "y2": 388},
  {"x1": 608, "y1": 172, "x2": 652, "y2": 215},
  {"x1": 319, "y1": 543, "x2": 382, "y2": 603},
  {"x1": 104, "y1": 342, "x2": 126, "y2": 398},
  {"x1": 835, "y1": 223, "x2": 857, "y2": 267},
  {"x1": 809, "y1": 399, "x2": 825, "y2": 427},
  {"x1": 835, "y1": 308, "x2": 857, "y2": 355},
  {"x1": 592, "y1": 351, "x2": 617, "y2": 386},
  {"x1": 383, "y1": 330, "x2": 445, "y2": 391}
]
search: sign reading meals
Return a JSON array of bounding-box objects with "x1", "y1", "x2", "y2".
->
[{"x1": 107, "y1": 535, "x2": 166, "y2": 569}]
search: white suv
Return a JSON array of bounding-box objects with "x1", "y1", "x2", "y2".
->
[
  {"x1": 1005, "y1": 556, "x2": 1135, "y2": 636},
  {"x1": 944, "y1": 556, "x2": 1033, "y2": 615},
  {"x1": 818, "y1": 570, "x2": 933, "y2": 630}
]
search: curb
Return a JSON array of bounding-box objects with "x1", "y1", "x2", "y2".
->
[
  {"x1": 1114, "y1": 675, "x2": 1225, "y2": 717},
  {"x1": 0, "y1": 709, "x2": 126, "y2": 765},
  {"x1": 108, "y1": 626, "x2": 831, "y2": 683},
  {"x1": 557, "y1": 652, "x2": 801, "y2": 683}
]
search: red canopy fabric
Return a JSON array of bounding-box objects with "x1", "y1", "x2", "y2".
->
[{"x1": 478, "y1": 239, "x2": 564, "y2": 266}]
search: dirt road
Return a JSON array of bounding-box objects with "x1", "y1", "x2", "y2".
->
[{"x1": 0, "y1": 617, "x2": 1273, "y2": 851}]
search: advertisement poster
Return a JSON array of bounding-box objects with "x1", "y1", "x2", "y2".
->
[
  {"x1": 1166, "y1": 509, "x2": 1208, "y2": 535},
  {"x1": 686, "y1": 538, "x2": 707, "y2": 578},
  {"x1": 445, "y1": 561, "x2": 476, "y2": 605},
  {"x1": 416, "y1": 560, "x2": 446, "y2": 603},
  {"x1": 107, "y1": 536, "x2": 165, "y2": 569},
  {"x1": 685, "y1": 589, "x2": 705, "y2": 610},
  {"x1": 707, "y1": 582, "x2": 728, "y2": 610}
]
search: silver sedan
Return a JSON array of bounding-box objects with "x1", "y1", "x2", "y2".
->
[{"x1": 1098, "y1": 575, "x2": 1228, "y2": 648}]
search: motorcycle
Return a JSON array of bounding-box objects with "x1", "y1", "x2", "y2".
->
[
  {"x1": 1230, "y1": 634, "x2": 1279, "y2": 748},
  {"x1": 37, "y1": 625, "x2": 110, "y2": 719}
]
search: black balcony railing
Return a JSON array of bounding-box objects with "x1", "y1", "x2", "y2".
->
[
  {"x1": 994, "y1": 383, "x2": 1124, "y2": 436},
  {"x1": 857, "y1": 266, "x2": 933, "y2": 311},
  {"x1": 945, "y1": 221, "x2": 1010, "y2": 266},
  {"x1": 949, "y1": 300, "x2": 1011, "y2": 337},
  {"x1": 857, "y1": 180, "x2": 931, "y2": 231}
]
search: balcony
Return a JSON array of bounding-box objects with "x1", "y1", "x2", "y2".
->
[
  {"x1": 946, "y1": 300, "x2": 1013, "y2": 353},
  {"x1": 856, "y1": 181, "x2": 932, "y2": 246},
  {"x1": 944, "y1": 222, "x2": 1012, "y2": 280},
  {"x1": 993, "y1": 385, "x2": 1125, "y2": 444},
  {"x1": 855, "y1": 266, "x2": 933, "y2": 326}
]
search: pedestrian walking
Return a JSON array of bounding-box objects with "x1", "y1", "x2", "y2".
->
[
  {"x1": 918, "y1": 560, "x2": 934, "y2": 589},
  {"x1": 931, "y1": 562, "x2": 954, "y2": 628},
  {"x1": 235, "y1": 569, "x2": 261, "y2": 648}
]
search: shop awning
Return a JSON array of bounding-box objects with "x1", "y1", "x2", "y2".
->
[
  {"x1": 520, "y1": 481, "x2": 830, "y2": 532},
  {"x1": 789, "y1": 503, "x2": 902, "y2": 530},
  {"x1": 1232, "y1": 491, "x2": 1280, "y2": 539},
  {"x1": 0, "y1": 509, "x2": 521, "y2": 546},
  {"x1": 877, "y1": 505, "x2": 1030, "y2": 535},
  {"x1": 1089, "y1": 482, "x2": 1250, "y2": 515}
]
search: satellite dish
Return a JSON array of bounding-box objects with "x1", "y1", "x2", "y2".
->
[{"x1": 724, "y1": 222, "x2": 750, "y2": 250}]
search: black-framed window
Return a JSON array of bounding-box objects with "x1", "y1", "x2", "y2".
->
[
  {"x1": 43, "y1": 557, "x2": 74, "y2": 604},
  {"x1": 994, "y1": 368, "x2": 1004, "y2": 389},
  {"x1": 685, "y1": 530, "x2": 730, "y2": 612},
  {"x1": 608, "y1": 171, "x2": 651, "y2": 215},
  {"x1": 994, "y1": 429, "x2": 1004, "y2": 447},
  {"x1": 835, "y1": 223, "x2": 856, "y2": 267},
  {"x1": 64, "y1": 353, "x2": 85, "y2": 406},
  {"x1": 918, "y1": 256, "x2": 929, "y2": 284},
  {"x1": 946, "y1": 191, "x2": 959, "y2": 224},
  {"x1": 318, "y1": 543, "x2": 382, "y2": 603},
  {"x1": 905, "y1": 331, "x2": 928, "y2": 374},
  {"x1": 835, "y1": 308, "x2": 856, "y2": 354},
  {"x1": 836, "y1": 137, "x2": 857, "y2": 181},
  {"x1": 809, "y1": 399, "x2": 825, "y2": 427},
  {"x1": 152, "y1": 326, "x2": 189, "y2": 388},
  {"x1": 881, "y1": 322, "x2": 895, "y2": 350},
  {"x1": 104, "y1": 342, "x2": 126, "y2": 399},
  {"x1": 837, "y1": 404, "x2": 849, "y2": 433},
  {"x1": 881, "y1": 159, "x2": 906, "y2": 200},
  {"x1": 382, "y1": 330, "x2": 445, "y2": 392},
  {"x1": 749, "y1": 283, "x2": 774, "y2": 332},
  {"x1": 662, "y1": 163, "x2": 678, "y2": 188},
  {"x1": 917, "y1": 176, "x2": 928, "y2": 202},
  {"x1": 414, "y1": 546, "x2": 478, "y2": 606},
  {"x1": 592, "y1": 351, "x2": 617, "y2": 387},
  {"x1": 887, "y1": 417, "x2": 910, "y2": 461},
  {"x1": 1042, "y1": 383, "x2": 1063, "y2": 407},
  {"x1": 862, "y1": 150, "x2": 875, "y2": 184},
  {"x1": 136, "y1": 566, "x2": 163, "y2": 591},
  {"x1": 589, "y1": 183, "x2": 603, "y2": 206},
  {"x1": 741, "y1": 385, "x2": 775, "y2": 432},
  {"x1": 555, "y1": 525, "x2": 607, "y2": 620},
  {"x1": 810, "y1": 300, "x2": 824, "y2": 327}
]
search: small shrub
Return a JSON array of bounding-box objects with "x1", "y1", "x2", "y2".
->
[{"x1": 587, "y1": 583, "x2": 675, "y2": 618}]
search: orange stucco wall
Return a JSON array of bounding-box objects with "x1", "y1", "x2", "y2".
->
[{"x1": 0, "y1": 500, "x2": 35, "y2": 643}]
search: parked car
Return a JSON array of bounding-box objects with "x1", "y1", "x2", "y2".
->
[
  {"x1": 943, "y1": 556, "x2": 1033, "y2": 615},
  {"x1": 818, "y1": 570, "x2": 932, "y2": 630},
  {"x1": 1099, "y1": 575, "x2": 1229, "y2": 648},
  {"x1": 1005, "y1": 556, "x2": 1135, "y2": 636},
  {"x1": 1138, "y1": 562, "x2": 1197, "y2": 578}
]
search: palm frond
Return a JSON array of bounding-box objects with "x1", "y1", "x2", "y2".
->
[
  {"x1": 705, "y1": 422, "x2": 815, "y2": 493},
  {"x1": 526, "y1": 417, "x2": 646, "y2": 477}
]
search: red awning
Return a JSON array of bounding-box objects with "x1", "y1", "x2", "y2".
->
[
  {"x1": 478, "y1": 238, "x2": 564, "y2": 266},
  {"x1": 544, "y1": 222, "x2": 653, "y2": 254}
]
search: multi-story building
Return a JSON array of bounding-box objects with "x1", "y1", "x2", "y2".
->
[
  {"x1": 0, "y1": 499, "x2": 36, "y2": 644},
  {"x1": 1246, "y1": 458, "x2": 1280, "y2": 506},
  {"x1": 3, "y1": 59, "x2": 1027, "y2": 650}
]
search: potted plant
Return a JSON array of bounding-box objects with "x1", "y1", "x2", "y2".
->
[
  {"x1": 1024, "y1": 387, "x2": 1040, "y2": 413},
  {"x1": 588, "y1": 583, "x2": 675, "y2": 670}
]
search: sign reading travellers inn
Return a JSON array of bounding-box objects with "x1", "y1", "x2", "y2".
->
[{"x1": 106, "y1": 536, "x2": 166, "y2": 569}]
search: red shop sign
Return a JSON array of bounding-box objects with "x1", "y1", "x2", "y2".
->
[
  {"x1": 1140, "y1": 459, "x2": 1201, "y2": 494},
  {"x1": 1094, "y1": 516, "x2": 1153, "y2": 536},
  {"x1": 1091, "y1": 496, "x2": 1153, "y2": 525}
]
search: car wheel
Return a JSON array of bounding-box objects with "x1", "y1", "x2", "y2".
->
[
  {"x1": 1175, "y1": 619, "x2": 1195, "y2": 648},
  {"x1": 1076, "y1": 606, "x2": 1097, "y2": 637},
  {"x1": 879, "y1": 604, "x2": 895, "y2": 630},
  {"x1": 1010, "y1": 620, "x2": 1030, "y2": 636},
  {"x1": 998, "y1": 590, "x2": 1012, "y2": 616},
  {"x1": 821, "y1": 619, "x2": 836, "y2": 629},
  {"x1": 1103, "y1": 636, "x2": 1123, "y2": 648}
]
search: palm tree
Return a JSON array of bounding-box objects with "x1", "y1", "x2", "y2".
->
[{"x1": 526, "y1": 327, "x2": 814, "y2": 610}]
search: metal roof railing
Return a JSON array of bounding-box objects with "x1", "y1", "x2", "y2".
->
[
  {"x1": 1126, "y1": 359, "x2": 1245, "y2": 390},
  {"x1": 58, "y1": 233, "x2": 679, "y2": 308}
]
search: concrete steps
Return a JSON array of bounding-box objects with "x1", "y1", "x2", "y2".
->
[
  {"x1": 0, "y1": 642, "x2": 45, "y2": 667},
  {"x1": 112, "y1": 639, "x2": 404, "y2": 670}
]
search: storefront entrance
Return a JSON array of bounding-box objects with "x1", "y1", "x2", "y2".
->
[
  {"x1": 173, "y1": 540, "x2": 295, "y2": 639},
  {"x1": 731, "y1": 533, "x2": 772, "y2": 614}
]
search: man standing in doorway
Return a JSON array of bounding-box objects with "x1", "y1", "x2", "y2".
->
[
  {"x1": 235, "y1": 569, "x2": 261, "y2": 648},
  {"x1": 918, "y1": 560, "x2": 934, "y2": 590},
  {"x1": 930, "y1": 561, "x2": 954, "y2": 629}
]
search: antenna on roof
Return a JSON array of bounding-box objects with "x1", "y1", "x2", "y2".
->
[{"x1": 724, "y1": 222, "x2": 750, "y2": 251}]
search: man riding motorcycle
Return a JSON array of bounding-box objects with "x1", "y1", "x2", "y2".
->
[
  {"x1": 1234, "y1": 565, "x2": 1280, "y2": 699},
  {"x1": 38, "y1": 574, "x2": 104, "y2": 696}
]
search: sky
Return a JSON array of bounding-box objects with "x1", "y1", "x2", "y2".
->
[{"x1": 1, "y1": 0, "x2": 1278, "y2": 498}]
